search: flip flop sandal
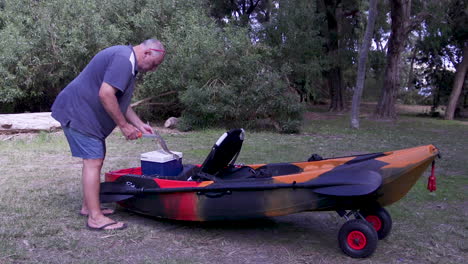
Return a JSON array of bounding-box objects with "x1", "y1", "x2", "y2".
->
[
  {"x1": 86, "y1": 221, "x2": 127, "y2": 231},
  {"x1": 79, "y1": 208, "x2": 115, "y2": 216}
]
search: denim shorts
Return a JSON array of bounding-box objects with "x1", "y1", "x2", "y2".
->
[{"x1": 62, "y1": 126, "x2": 106, "y2": 159}]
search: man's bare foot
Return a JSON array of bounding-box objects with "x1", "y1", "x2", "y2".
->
[
  {"x1": 80, "y1": 207, "x2": 115, "y2": 216},
  {"x1": 87, "y1": 215, "x2": 126, "y2": 231}
]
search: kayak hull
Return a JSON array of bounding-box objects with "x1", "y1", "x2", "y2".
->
[{"x1": 104, "y1": 145, "x2": 439, "y2": 221}]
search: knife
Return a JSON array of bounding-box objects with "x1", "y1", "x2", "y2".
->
[{"x1": 137, "y1": 131, "x2": 181, "y2": 159}]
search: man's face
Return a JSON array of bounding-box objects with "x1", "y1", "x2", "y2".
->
[{"x1": 139, "y1": 49, "x2": 165, "y2": 72}]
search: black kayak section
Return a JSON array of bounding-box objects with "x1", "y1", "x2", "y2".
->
[{"x1": 100, "y1": 169, "x2": 382, "y2": 203}]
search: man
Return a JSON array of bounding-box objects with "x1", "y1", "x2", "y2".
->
[{"x1": 52, "y1": 39, "x2": 165, "y2": 230}]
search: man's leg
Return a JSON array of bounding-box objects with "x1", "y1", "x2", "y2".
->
[
  {"x1": 80, "y1": 158, "x2": 113, "y2": 216},
  {"x1": 82, "y1": 158, "x2": 125, "y2": 229},
  {"x1": 61, "y1": 125, "x2": 125, "y2": 229}
]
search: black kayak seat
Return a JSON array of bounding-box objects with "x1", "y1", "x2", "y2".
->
[
  {"x1": 199, "y1": 128, "x2": 245, "y2": 176},
  {"x1": 196, "y1": 129, "x2": 302, "y2": 181},
  {"x1": 215, "y1": 163, "x2": 302, "y2": 180},
  {"x1": 254, "y1": 163, "x2": 303, "y2": 177},
  {"x1": 155, "y1": 164, "x2": 200, "y2": 181}
]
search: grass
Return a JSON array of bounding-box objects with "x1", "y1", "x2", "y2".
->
[{"x1": 0, "y1": 107, "x2": 467, "y2": 264}]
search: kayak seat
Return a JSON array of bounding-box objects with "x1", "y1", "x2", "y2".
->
[
  {"x1": 199, "y1": 128, "x2": 245, "y2": 176},
  {"x1": 254, "y1": 163, "x2": 303, "y2": 177},
  {"x1": 216, "y1": 166, "x2": 258, "y2": 180},
  {"x1": 193, "y1": 129, "x2": 302, "y2": 181},
  {"x1": 216, "y1": 163, "x2": 303, "y2": 180},
  {"x1": 155, "y1": 164, "x2": 200, "y2": 181}
]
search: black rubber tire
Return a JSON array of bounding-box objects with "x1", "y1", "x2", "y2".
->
[
  {"x1": 360, "y1": 207, "x2": 392, "y2": 240},
  {"x1": 338, "y1": 219, "x2": 378, "y2": 258}
]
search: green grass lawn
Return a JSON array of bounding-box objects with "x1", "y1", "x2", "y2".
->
[{"x1": 0, "y1": 110, "x2": 467, "y2": 264}]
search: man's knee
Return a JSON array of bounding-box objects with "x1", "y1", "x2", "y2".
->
[{"x1": 83, "y1": 158, "x2": 104, "y2": 169}]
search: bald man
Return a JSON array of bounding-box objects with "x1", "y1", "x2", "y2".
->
[{"x1": 52, "y1": 39, "x2": 165, "y2": 230}]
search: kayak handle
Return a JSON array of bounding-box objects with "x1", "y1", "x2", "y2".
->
[{"x1": 197, "y1": 190, "x2": 232, "y2": 198}]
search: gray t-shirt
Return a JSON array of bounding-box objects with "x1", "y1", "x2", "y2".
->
[{"x1": 52, "y1": 45, "x2": 138, "y2": 139}]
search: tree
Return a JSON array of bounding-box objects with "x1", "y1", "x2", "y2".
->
[
  {"x1": 375, "y1": 0, "x2": 427, "y2": 118},
  {"x1": 261, "y1": 0, "x2": 325, "y2": 103},
  {"x1": 408, "y1": 0, "x2": 467, "y2": 118},
  {"x1": 350, "y1": 0, "x2": 378, "y2": 129},
  {"x1": 443, "y1": 0, "x2": 468, "y2": 119},
  {"x1": 318, "y1": 0, "x2": 360, "y2": 112},
  {"x1": 445, "y1": 45, "x2": 468, "y2": 120},
  {"x1": 375, "y1": 0, "x2": 409, "y2": 118}
]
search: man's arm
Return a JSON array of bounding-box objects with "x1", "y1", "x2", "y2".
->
[
  {"x1": 125, "y1": 107, "x2": 155, "y2": 135},
  {"x1": 99, "y1": 82, "x2": 139, "y2": 139}
]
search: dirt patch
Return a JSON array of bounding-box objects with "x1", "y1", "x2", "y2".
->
[{"x1": 0, "y1": 132, "x2": 46, "y2": 141}]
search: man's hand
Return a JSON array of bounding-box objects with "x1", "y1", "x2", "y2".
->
[
  {"x1": 120, "y1": 123, "x2": 140, "y2": 140},
  {"x1": 138, "y1": 123, "x2": 155, "y2": 135},
  {"x1": 99, "y1": 83, "x2": 143, "y2": 140},
  {"x1": 125, "y1": 107, "x2": 155, "y2": 137}
]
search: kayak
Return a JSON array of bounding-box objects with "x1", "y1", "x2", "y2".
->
[{"x1": 101, "y1": 128, "x2": 440, "y2": 258}]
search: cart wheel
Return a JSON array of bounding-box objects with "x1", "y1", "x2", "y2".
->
[
  {"x1": 338, "y1": 219, "x2": 378, "y2": 258},
  {"x1": 360, "y1": 207, "x2": 392, "y2": 240}
]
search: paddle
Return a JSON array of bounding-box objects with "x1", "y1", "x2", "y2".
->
[{"x1": 100, "y1": 170, "x2": 382, "y2": 203}]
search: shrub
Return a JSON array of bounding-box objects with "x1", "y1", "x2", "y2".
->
[
  {"x1": 136, "y1": 7, "x2": 304, "y2": 132},
  {"x1": 0, "y1": 0, "x2": 304, "y2": 132}
]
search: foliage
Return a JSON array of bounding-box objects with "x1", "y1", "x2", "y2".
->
[
  {"x1": 0, "y1": 0, "x2": 304, "y2": 131},
  {"x1": 412, "y1": 0, "x2": 467, "y2": 109},
  {"x1": 261, "y1": 0, "x2": 326, "y2": 103},
  {"x1": 398, "y1": 89, "x2": 432, "y2": 106},
  {"x1": 1, "y1": 0, "x2": 465, "y2": 125},
  {"x1": 0, "y1": 0, "x2": 122, "y2": 110},
  {"x1": 166, "y1": 20, "x2": 304, "y2": 132},
  {"x1": 207, "y1": 0, "x2": 272, "y2": 27}
]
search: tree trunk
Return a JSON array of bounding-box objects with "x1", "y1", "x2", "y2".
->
[
  {"x1": 328, "y1": 67, "x2": 344, "y2": 111},
  {"x1": 406, "y1": 38, "x2": 418, "y2": 90},
  {"x1": 445, "y1": 45, "x2": 468, "y2": 120},
  {"x1": 376, "y1": 0, "x2": 411, "y2": 119},
  {"x1": 323, "y1": 0, "x2": 345, "y2": 112},
  {"x1": 350, "y1": 0, "x2": 378, "y2": 129}
]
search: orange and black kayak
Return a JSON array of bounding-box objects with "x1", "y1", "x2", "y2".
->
[{"x1": 101, "y1": 129, "x2": 440, "y2": 258}]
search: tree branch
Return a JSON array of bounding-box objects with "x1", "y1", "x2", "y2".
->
[
  {"x1": 343, "y1": 9, "x2": 359, "y2": 18},
  {"x1": 130, "y1": 91, "x2": 178, "y2": 107},
  {"x1": 144, "y1": 102, "x2": 176, "y2": 106},
  {"x1": 246, "y1": 0, "x2": 261, "y2": 15},
  {"x1": 406, "y1": 11, "x2": 431, "y2": 35}
]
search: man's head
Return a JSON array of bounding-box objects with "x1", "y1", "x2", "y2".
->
[{"x1": 134, "y1": 39, "x2": 165, "y2": 73}]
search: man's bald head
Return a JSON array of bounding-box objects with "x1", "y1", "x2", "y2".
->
[
  {"x1": 142, "y1": 39, "x2": 165, "y2": 51},
  {"x1": 134, "y1": 39, "x2": 165, "y2": 72}
]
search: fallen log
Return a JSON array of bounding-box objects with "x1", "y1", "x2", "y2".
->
[{"x1": 0, "y1": 112, "x2": 61, "y2": 134}]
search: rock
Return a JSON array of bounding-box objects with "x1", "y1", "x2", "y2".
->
[{"x1": 164, "y1": 117, "x2": 179, "y2": 129}]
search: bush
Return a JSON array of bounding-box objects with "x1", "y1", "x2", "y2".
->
[
  {"x1": 0, "y1": 0, "x2": 304, "y2": 132},
  {"x1": 136, "y1": 7, "x2": 304, "y2": 132},
  {"x1": 179, "y1": 58, "x2": 304, "y2": 133},
  {"x1": 399, "y1": 89, "x2": 432, "y2": 105},
  {"x1": 0, "y1": 0, "x2": 122, "y2": 111}
]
